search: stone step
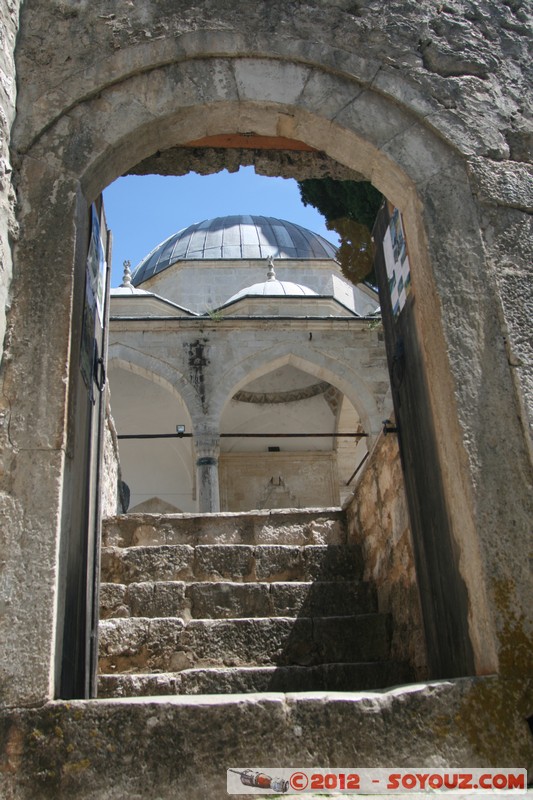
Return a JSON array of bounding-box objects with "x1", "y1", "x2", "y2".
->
[
  {"x1": 100, "y1": 580, "x2": 377, "y2": 620},
  {"x1": 100, "y1": 544, "x2": 364, "y2": 585},
  {"x1": 103, "y1": 508, "x2": 347, "y2": 548},
  {"x1": 98, "y1": 614, "x2": 391, "y2": 673},
  {"x1": 8, "y1": 678, "x2": 512, "y2": 799},
  {"x1": 98, "y1": 661, "x2": 413, "y2": 698}
]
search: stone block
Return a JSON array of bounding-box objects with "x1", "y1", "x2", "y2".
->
[
  {"x1": 334, "y1": 89, "x2": 414, "y2": 149},
  {"x1": 99, "y1": 584, "x2": 129, "y2": 619},
  {"x1": 298, "y1": 69, "x2": 362, "y2": 120},
  {"x1": 303, "y1": 545, "x2": 364, "y2": 581},
  {"x1": 177, "y1": 662, "x2": 411, "y2": 695},
  {"x1": 127, "y1": 581, "x2": 189, "y2": 619},
  {"x1": 381, "y1": 123, "x2": 458, "y2": 187},
  {"x1": 253, "y1": 510, "x2": 346, "y2": 545},
  {"x1": 179, "y1": 617, "x2": 315, "y2": 668},
  {"x1": 98, "y1": 672, "x2": 182, "y2": 699},
  {"x1": 187, "y1": 581, "x2": 271, "y2": 619},
  {"x1": 102, "y1": 577, "x2": 378, "y2": 622},
  {"x1": 181, "y1": 665, "x2": 318, "y2": 694},
  {"x1": 100, "y1": 545, "x2": 194, "y2": 584},
  {"x1": 102, "y1": 509, "x2": 348, "y2": 547},
  {"x1": 253, "y1": 545, "x2": 305, "y2": 581},
  {"x1": 371, "y1": 68, "x2": 439, "y2": 117},
  {"x1": 468, "y1": 157, "x2": 533, "y2": 212},
  {"x1": 269, "y1": 580, "x2": 376, "y2": 617},
  {"x1": 313, "y1": 614, "x2": 391, "y2": 663},
  {"x1": 101, "y1": 612, "x2": 392, "y2": 672},
  {"x1": 99, "y1": 618, "x2": 185, "y2": 673},
  {"x1": 233, "y1": 59, "x2": 309, "y2": 105},
  {"x1": 193, "y1": 544, "x2": 255, "y2": 581},
  {"x1": 3, "y1": 678, "x2": 531, "y2": 798}
]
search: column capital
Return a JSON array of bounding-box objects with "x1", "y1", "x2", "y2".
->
[{"x1": 194, "y1": 432, "x2": 220, "y2": 461}]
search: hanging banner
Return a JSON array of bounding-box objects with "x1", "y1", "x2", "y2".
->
[
  {"x1": 80, "y1": 205, "x2": 107, "y2": 394},
  {"x1": 382, "y1": 206, "x2": 411, "y2": 319},
  {"x1": 79, "y1": 272, "x2": 96, "y2": 395},
  {"x1": 86, "y1": 204, "x2": 107, "y2": 325}
]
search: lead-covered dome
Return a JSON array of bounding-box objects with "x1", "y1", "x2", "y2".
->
[{"x1": 131, "y1": 215, "x2": 337, "y2": 285}]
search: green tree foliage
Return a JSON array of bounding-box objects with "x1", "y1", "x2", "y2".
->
[{"x1": 298, "y1": 178, "x2": 382, "y2": 284}]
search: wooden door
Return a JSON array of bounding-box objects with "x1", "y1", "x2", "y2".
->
[
  {"x1": 58, "y1": 197, "x2": 111, "y2": 698},
  {"x1": 373, "y1": 202, "x2": 474, "y2": 678}
]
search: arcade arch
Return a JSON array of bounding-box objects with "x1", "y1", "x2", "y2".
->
[
  {"x1": 107, "y1": 360, "x2": 195, "y2": 514},
  {"x1": 219, "y1": 361, "x2": 367, "y2": 511},
  {"x1": 215, "y1": 350, "x2": 382, "y2": 439},
  {"x1": 108, "y1": 344, "x2": 200, "y2": 421}
]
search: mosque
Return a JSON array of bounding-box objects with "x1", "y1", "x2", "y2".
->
[{"x1": 107, "y1": 214, "x2": 389, "y2": 515}]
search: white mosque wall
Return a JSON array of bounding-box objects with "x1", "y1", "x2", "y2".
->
[
  {"x1": 219, "y1": 451, "x2": 339, "y2": 511},
  {"x1": 134, "y1": 258, "x2": 370, "y2": 315}
]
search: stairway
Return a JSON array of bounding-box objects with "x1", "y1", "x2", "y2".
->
[{"x1": 98, "y1": 509, "x2": 412, "y2": 697}]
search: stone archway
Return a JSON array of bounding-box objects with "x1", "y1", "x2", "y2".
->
[{"x1": 3, "y1": 16, "x2": 530, "y2": 706}]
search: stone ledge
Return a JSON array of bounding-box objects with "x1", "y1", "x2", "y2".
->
[
  {"x1": 1, "y1": 677, "x2": 531, "y2": 800},
  {"x1": 98, "y1": 661, "x2": 413, "y2": 697},
  {"x1": 102, "y1": 508, "x2": 347, "y2": 547}
]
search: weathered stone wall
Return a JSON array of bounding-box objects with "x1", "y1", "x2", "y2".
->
[
  {"x1": 346, "y1": 429, "x2": 428, "y2": 678},
  {"x1": 12, "y1": 0, "x2": 532, "y2": 162},
  {"x1": 0, "y1": 0, "x2": 19, "y2": 356},
  {"x1": 0, "y1": 2, "x2": 531, "y2": 796},
  {"x1": 467, "y1": 157, "x2": 533, "y2": 444},
  {"x1": 100, "y1": 400, "x2": 120, "y2": 519},
  {"x1": 130, "y1": 145, "x2": 362, "y2": 181},
  {"x1": 0, "y1": 0, "x2": 23, "y2": 706},
  {"x1": 0, "y1": 677, "x2": 531, "y2": 800}
]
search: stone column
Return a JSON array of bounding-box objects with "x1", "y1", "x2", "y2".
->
[{"x1": 194, "y1": 432, "x2": 220, "y2": 513}]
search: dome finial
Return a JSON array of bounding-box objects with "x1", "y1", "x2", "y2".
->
[
  {"x1": 121, "y1": 260, "x2": 132, "y2": 288},
  {"x1": 266, "y1": 256, "x2": 276, "y2": 282}
]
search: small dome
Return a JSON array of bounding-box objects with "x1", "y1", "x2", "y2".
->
[
  {"x1": 224, "y1": 258, "x2": 317, "y2": 305},
  {"x1": 132, "y1": 215, "x2": 337, "y2": 285}
]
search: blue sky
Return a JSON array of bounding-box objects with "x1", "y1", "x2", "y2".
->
[{"x1": 103, "y1": 166, "x2": 338, "y2": 287}]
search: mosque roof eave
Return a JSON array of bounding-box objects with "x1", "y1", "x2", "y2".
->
[
  {"x1": 213, "y1": 294, "x2": 362, "y2": 318},
  {"x1": 110, "y1": 291, "x2": 199, "y2": 318},
  {"x1": 111, "y1": 286, "x2": 151, "y2": 297}
]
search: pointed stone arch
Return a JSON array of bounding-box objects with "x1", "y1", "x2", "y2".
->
[
  {"x1": 215, "y1": 349, "x2": 384, "y2": 442},
  {"x1": 5, "y1": 23, "x2": 529, "y2": 703},
  {"x1": 106, "y1": 353, "x2": 196, "y2": 515},
  {"x1": 107, "y1": 344, "x2": 200, "y2": 422}
]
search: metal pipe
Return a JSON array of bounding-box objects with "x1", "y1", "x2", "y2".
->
[
  {"x1": 345, "y1": 450, "x2": 370, "y2": 485},
  {"x1": 118, "y1": 431, "x2": 369, "y2": 440}
]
